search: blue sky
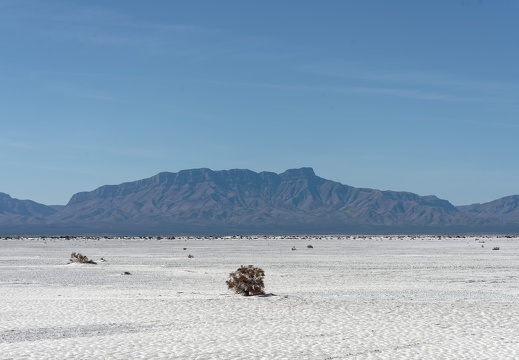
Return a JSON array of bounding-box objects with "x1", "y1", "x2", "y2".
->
[{"x1": 1, "y1": 0, "x2": 519, "y2": 206}]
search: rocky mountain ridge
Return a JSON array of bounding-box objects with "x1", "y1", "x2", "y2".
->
[{"x1": 1, "y1": 168, "x2": 518, "y2": 235}]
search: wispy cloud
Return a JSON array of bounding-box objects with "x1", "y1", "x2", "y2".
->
[
  {"x1": 299, "y1": 62, "x2": 519, "y2": 103},
  {"x1": 74, "y1": 93, "x2": 115, "y2": 101},
  {"x1": 346, "y1": 86, "x2": 457, "y2": 101},
  {"x1": 0, "y1": 138, "x2": 32, "y2": 149},
  {"x1": 45, "y1": 82, "x2": 116, "y2": 102},
  {"x1": 195, "y1": 79, "x2": 490, "y2": 102},
  {"x1": 0, "y1": 1, "x2": 299, "y2": 65},
  {"x1": 53, "y1": 139, "x2": 170, "y2": 160},
  {"x1": 460, "y1": 119, "x2": 519, "y2": 128},
  {"x1": 303, "y1": 61, "x2": 519, "y2": 90},
  {"x1": 0, "y1": 2, "x2": 210, "y2": 51}
]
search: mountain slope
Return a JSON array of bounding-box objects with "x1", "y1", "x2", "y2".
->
[
  {"x1": 47, "y1": 167, "x2": 468, "y2": 229},
  {"x1": 0, "y1": 192, "x2": 56, "y2": 224},
  {"x1": 458, "y1": 195, "x2": 519, "y2": 224}
]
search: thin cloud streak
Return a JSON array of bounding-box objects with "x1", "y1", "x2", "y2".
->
[
  {"x1": 0, "y1": 138, "x2": 32, "y2": 149},
  {"x1": 301, "y1": 62, "x2": 519, "y2": 102},
  {"x1": 52, "y1": 140, "x2": 173, "y2": 160},
  {"x1": 46, "y1": 83, "x2": 117, "y2": 102},
  {"x1": 460, "y1": 119, "x2": 519, "y2": 128},
  {"x1": 75, "y1": 94, "x2": 115, "y2": 101},
  {"x1": 303, "y1": 62, "x2": 519, "y2": 90},
  {"x1": 195, "y1": 79, "x2": 497, "y2": 103},
  {"x1": 0, "y1": 2, "x2": 210, "y2": 50}
]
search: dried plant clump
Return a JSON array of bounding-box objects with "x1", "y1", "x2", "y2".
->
[
  {"x1": 188, "y1": 254, "x2": 194, "y2": 258},
  {"x1": 307, "y1": 245, "x2": 313, "y2": 248},
  {"x1": 70, "y1": 252, "x2": 96, "y2": 264},
  {"x1": 69, "y1": 252, "x2": 97, "y2": 264},
  {"x1": 493, "y1": 247, "x2": 500, "y2": 250},
  {"x1": 226, "y1": 265, "x2": 265, "y2": 296}
]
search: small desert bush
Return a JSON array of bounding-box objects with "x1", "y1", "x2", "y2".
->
[
  {"x1": 226, "y1": 265, "x2": 265, "y2": 296},
  {"x1": 69, "y1": 252, "x2": 96, "y2": 264},
  {"x1": 307, "y1": 244, "x2": 313, "y2": 248},
  {"x1": 493, "y1": 247, "x2": 500, "y2": 251},
  {"x1": 188, "y1": 254, "x2": 194, "y2": 258}
]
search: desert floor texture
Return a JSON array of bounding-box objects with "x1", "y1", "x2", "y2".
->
[{"x1": 1, "y1": 235, "x2": 518, "y2": 359}]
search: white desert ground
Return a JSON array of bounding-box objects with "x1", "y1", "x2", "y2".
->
[{"x1": 1, "y1": 235, "x2": 519, "y2": 359}]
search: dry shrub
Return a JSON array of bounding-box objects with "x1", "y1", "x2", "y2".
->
[
  {"x1": 493, "y1": 247, "x2": 500, "y2": 250},
  {"x1": 307, "y1": 245, "x2": 313, "y2": 248},
  {"x1": 69, "y1": 252, "x2": 97, "y2": 264},
  {"x1": 226, "y1": 265, "x2": 265, "y2": 296}
]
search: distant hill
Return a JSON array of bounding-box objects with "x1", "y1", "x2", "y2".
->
[
  {"x1": 1, "y1": 168, "x2": 518, "y2": 235},
  {"x1": 0, "y1": 192, "x2": 56, "y2": 225},
  {"x1": 457, "y1": 195, "x2": 519, "y2": 224},
  {"x1": 51, "y1": 167, "x2": 466, "y2": 227}
]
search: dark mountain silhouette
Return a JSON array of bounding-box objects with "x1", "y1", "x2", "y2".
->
[{"x1": 0, "y1": 168, "x2": 518, "y2": 235}]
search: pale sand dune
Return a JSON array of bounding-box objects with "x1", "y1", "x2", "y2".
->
[{"x1": 1, "y1": 235, "x2": 519, "y2": 359}]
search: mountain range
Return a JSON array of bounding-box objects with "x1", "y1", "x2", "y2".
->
[{"x1": 1, "y1": 167, "x2": 518, "y2": 235}]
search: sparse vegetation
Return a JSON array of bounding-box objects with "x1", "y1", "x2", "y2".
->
[
  {"x1": 493, "y1": 247, "x2": 500, "y2": 250},
  {"x1": 307, "y1": 245, "x2": 313, "y2": 248},
  {"x1": 69, "y1": 252, "x2": 96, "y2": 264},
  {"x1": 188, "y1": 254, "x2": 194, "y2": 258},
  {"x1": 292, "y1": 246, "x2": 297, "y2": 251},
  {"x1": 226, "y1": 265, "x2": 265, "y2": 296}
]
